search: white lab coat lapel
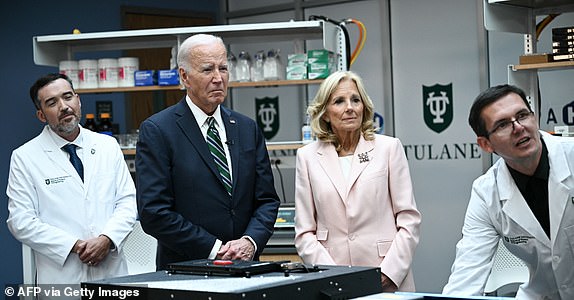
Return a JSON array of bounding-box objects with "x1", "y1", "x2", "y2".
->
[
  {"x1": 346, "y1": 136, "x2": 374, "y2": 199},
  {"x1": 546, "y1": 133, "x2": 573, "y2": 243},
  {"x1": 316, "y1": 142, "x2": 347, "y2": 203},
  {"x1": 39, "y1": 126, "x2": 86, "y2": 187},
  {"x1": 497, "y1": 162, "x2": 551, "y2": 247},
  {"x1": 81, "y1": 132, "x2": 98, "y2": 192}
]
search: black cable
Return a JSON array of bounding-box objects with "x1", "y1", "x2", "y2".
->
[
  {"x1": 308, "y1": 15, "x2": 351, "y2": 70},
  {"x1": 274, "y1": 159, "x2": 286, "y2": 203}
]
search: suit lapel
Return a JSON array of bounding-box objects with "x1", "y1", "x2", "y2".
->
[
  {"x1": 317, "y1": 142, "x2": 347, "y2": 202},
  {"x1": 174, "y1": 100, "x2": 221, "y2": 182},
  {"x1": 346, "y1": 136, "x2": 374, "y2": 199}
]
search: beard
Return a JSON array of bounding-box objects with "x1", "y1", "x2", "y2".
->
[{"x1": 50, "y1": 109, "x2": 81, "y2": 137}]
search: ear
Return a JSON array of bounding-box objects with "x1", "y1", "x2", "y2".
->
[
  {"x1": 36, "y1": 109, "x2": 47, "y2": 123},
  {"x1": 477, "y1": 136, "x2": 494, "y2": 153},
  {"x1": 178, "y1": 67, "x2": 188, "y2": 86}
]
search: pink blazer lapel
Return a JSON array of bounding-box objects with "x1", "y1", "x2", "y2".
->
[
  {"x1": 316, "y1": 142, "x2": 347, "y2": 202},
  {"x1": 346, "y1": 136, "x2": 374, "y2": 199}
]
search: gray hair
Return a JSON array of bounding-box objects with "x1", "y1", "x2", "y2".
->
[{"x1": 177, "y1": 34, "x2": 225, "y2": 71}]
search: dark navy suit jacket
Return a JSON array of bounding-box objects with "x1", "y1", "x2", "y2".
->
[{"x1": 136, "y1": 99, "x2": 280, "y2": 269}]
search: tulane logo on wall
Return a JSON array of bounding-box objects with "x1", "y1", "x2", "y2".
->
[
  {"x1": 256, "y1": 96, "x2": 280, "y2": 139},
  {"x1": 423, "y1": 83, "x2": 453, "y2": 133}
]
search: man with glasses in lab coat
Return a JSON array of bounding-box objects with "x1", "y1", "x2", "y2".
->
[{"x1": 443, "y1": 84, "x2": 574, "y2": 299}]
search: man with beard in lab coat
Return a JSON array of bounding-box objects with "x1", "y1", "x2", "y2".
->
[
  {"x1": 443, "y1": 84, "x2": 574, "y2": 299},
  {"x1": 6, "y1": 73, "x2": 137, "y2": 288}
]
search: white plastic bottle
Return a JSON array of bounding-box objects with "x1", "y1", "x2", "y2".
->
[{"x1": 302, "y1": 114, "x2": 313, "y2": 144}]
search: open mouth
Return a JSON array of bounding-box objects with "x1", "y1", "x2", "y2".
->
[{"x1": 516, "y1": 136, "x2": 530, "y2": 147}]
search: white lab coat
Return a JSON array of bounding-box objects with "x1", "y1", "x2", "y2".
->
[
  {"x1": 443, "y1": 131, "x2": 574, "y2": 300},
  {"x1": 6, "y1": 126, "x2": 137, "y2": 284}
]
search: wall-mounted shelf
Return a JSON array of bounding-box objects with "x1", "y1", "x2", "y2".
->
[
  {"x1": 484, "y1": 0, "x2": 574, "y2": 114},
  {"x1": 33, "y1": 20, "x2": 344, "y2": 69},
  {"x1": 512, "y1": 60, "x2": 574, "y2": 71},
  {"x1": 75, "y1": 79, "x2": 324, "y2": 94}
]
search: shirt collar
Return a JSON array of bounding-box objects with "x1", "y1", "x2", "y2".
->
[
  {"x1": 185, "y1": 95, "x2": 223, "y2": 129},
  {"x1": 46, "y1": 125, "x2": 84, "y2": 149}
]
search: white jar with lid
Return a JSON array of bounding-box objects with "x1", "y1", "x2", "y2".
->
[
  {"x1": 98, "y1": 58, "x2": 119, "y2": 88},
  {"x1": 118, "y1": 57, "x2": 139, "y2": 87},
  {"x1": 59, "y1": 60, "x2": 80, "y2": 88},
  {"x1": 78, "y1": 59, "x2": 98, "y2": 89}
]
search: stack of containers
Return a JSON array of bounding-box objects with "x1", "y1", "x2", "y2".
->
[
  {"x1": 286, "y1": 53, "x2": 307, "y2": 80},
  {"x1": 307, "y1": 49, "x2": 335, "y2": 80},
  {"x1": 552, "y1": 26, "x2": 574, "y2": 61}
]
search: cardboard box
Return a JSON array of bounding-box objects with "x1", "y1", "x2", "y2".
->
[
  {"x1": 519, "y1": 53, "x2": 553, "y2": 64},
  {"x1": 134, "y1": 70, "x2": 157, "y2": 86},
  {"x1": 158, "y1": 69, "x2": 179, "y2": 86}
]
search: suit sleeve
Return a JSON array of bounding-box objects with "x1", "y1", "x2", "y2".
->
[
  {"x1": 240, "y1": 121, "x2": 281, "y2": 256},
  {"x1": 380, "y1": 138, "x2": 421, "y2": 286},
  {"x1": 136, "y1": 119, "x2": 218, "y2": 259},
  {"x1": 294, "y1": 147, "x2": 337, "y2": 265}
]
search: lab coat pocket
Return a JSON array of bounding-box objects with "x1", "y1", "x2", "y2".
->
[
  {"x1": 377, "y1": 241, "x2": 392, "y2": 257},
  {"x1": 317, "y1": 230, "x2": 329, "y2": 241}
]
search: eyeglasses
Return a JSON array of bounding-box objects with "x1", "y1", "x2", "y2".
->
[{"x1": 486, "y1": 110, "x2": 535, "y2": 138}]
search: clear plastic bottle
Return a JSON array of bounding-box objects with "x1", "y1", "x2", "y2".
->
[
  {"x1": 227, "y1": 51, "x2": 237, "y2": 82},
  {"x1": 264, "y1": 49, "x2": 284, "y2": 80},
  {"x1": 83, "y1": 113, "x2": 97, "y2": 132},
  {"x1": 251, "y1": 50, "x2": 266, "y2": 82},
  {"x1": 236, "y1": 51, "x2": 251, "y2": 82},
  {"x1": 302, "y1": 114, "x2": 313, "y2": 144}
]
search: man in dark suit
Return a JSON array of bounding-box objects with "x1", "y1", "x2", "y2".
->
[{"x1": 136, "y1": 34, "x2": 280, "y2": 270}]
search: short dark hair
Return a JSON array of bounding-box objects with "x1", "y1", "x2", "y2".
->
[
  {"x1": 468, "y1": 84, "x2": 531, "y2": 137},
  {"x1": 29, "y1": 73, "x2": 74, "y2": 110}
]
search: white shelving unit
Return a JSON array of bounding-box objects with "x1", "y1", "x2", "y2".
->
[
  {"x1": 33, "y1": 20, "x2": 346, "y2": 70},
  {"x1": 483, "y1": 0, "x2": 574, "y2": 113},
  {"x1": 33, "y1": 21, "x2": 347, "y2": 151}
]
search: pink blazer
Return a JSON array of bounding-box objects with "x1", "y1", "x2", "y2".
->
[{"x1": 294, "y1": 134, "x2": 421, "y2": 291}]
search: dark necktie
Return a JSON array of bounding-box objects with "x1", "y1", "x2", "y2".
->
[
  {"x1": 62, "y1": 144, "x2": 84, "y2": 181},
  {"x1": 206, "y1": 117, "x2": 232, "y2": 196}
]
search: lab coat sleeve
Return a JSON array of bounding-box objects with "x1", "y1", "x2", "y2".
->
[
  {"x1": 380, "y1": 138, "x2": 421, "y2": 287},
  {"x1": 6, "y1": 151, "x2": 77, "y2": 267},
  {"x1": 294, "y1": 147, "x2": 337, "y2": 265},
  {"x1": 99, "y1": 142, "x2": 137, "y2": 251},
  {"x1": 442, "y1": 178, "x2": 500, "y2": 296}
]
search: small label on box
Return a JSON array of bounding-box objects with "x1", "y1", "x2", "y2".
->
[
  {"x1": 134, "y1": 70, "x2": 157, "y2": 86},
  {"x1": 158, "y1": 70, "x2": 180, "y2": 86}
]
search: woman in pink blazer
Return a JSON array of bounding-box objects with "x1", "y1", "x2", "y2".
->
[{"x1": 294, "y1": 71, "x2": 421, "y2": 292}]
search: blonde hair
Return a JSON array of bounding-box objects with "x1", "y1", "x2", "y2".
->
[{"x1": 307, "y1": 70, "x2": 376, "y2": 149}]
